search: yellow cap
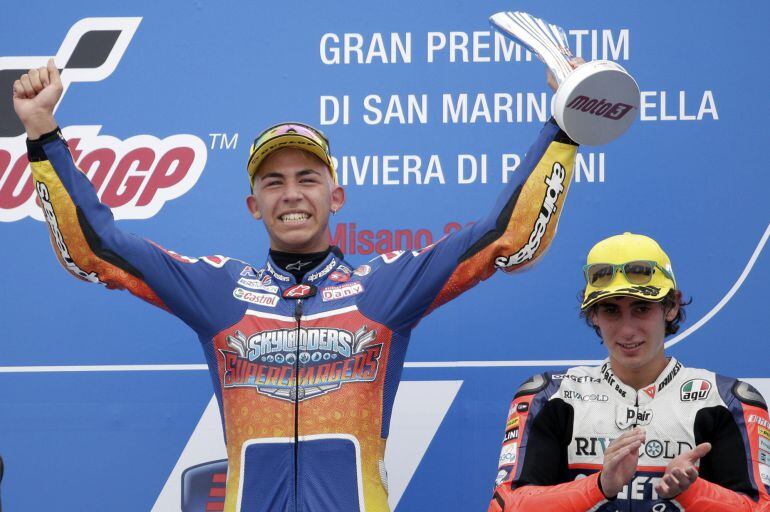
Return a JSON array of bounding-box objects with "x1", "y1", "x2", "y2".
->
[
  {"x1": 246, "y1": 122, "x2": 337, "y2": 190},
  {"x1": 581, "y1": 232, "x2": 677, "y2": 309}
]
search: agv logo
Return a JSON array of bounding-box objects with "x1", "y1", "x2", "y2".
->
[{"x1": 0, "y1": 18, "x2": 207, "y2": 222}]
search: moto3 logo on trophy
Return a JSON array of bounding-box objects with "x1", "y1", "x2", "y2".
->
[{"x1": 490, "y1": 11, "x2": 640, "y2": 146}]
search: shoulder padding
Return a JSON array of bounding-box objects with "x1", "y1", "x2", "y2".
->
[
  {"x1": 733, "y1": 380, "x2": 768, "y2": 410},
  {"x1": 514, "y1": 373, "x2": 551, "y2": 398}
]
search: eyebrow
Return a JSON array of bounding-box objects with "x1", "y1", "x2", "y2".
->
[{"x1": 258, "y1": 168, "x2": 322, "y2": 181}]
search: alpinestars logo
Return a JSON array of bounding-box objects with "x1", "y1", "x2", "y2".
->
[
  {"x1": 221, "y1": 326, "x2": 382, "y2": 402},
  {"x1": 495, "y1": 162, "x2": 566, "y2": 269},
  {"x1": 36, "y1": 181, "x2": 99, "y2": 283},
  {"x1": 0, "y1": 17, "x2": 207, "y2": 223}
]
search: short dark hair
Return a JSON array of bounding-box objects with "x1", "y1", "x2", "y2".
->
[{"x1": 578, "y1": 289, "x2": 691, "y2": 339}]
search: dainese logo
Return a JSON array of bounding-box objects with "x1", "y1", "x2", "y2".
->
[{"x1": 0, "y1": 17, "x2": 207, "y2": 223}]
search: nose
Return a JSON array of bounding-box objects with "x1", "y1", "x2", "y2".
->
[
  {"x1": 281, "y1": 180, "x2": 304, "y2": 202},
  {"x1": 616, "y1": 311, "x2": 638, "y2": 340}
]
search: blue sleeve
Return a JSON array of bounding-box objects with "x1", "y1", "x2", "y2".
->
[
  {"x1": 28, "y1": 129, "x2": 246, "y2": 338},
  {"x1": 358, "y1": 120, "x2": 578, "y2": 333}
]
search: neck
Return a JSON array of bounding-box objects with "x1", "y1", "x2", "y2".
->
[
  {"x1": 610, "y1": 355, "x2": 670, "y2": 391},
  {"x1": 270, "y1": 247, "x2": 333, "y2": 282}
]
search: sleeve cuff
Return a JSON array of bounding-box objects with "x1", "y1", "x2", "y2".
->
[
  {"x1": 548, "y1": 117, "x2": 577, "y2": 146},
  {"x1": 26, "y1": 127, "x2": 66, "y2": 162},
  {"x1": 596, "y1": 472, "x2": 617, "y2": 501},
  {"x1": 672, "y1": 477, "x2": 706, "y2": 507}
]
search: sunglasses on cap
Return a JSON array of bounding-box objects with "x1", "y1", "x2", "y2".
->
[
  {"x1": 251, "y1": 122, "x2": 330, "y2": 155},
  {"x1": 583, "y1": 260, "x2": 674, "y2": 288}
]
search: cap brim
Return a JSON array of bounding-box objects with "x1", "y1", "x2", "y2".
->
[
  {"x1": 581, "y1": 284, "x2": 672, "y2": 310},
  {"x1": 247, "y1": 134, "x2": 337, "y2": 184}
]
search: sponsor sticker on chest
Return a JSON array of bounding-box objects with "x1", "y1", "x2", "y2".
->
[
  {"x1": 680, "y1": 379, "x2": 712, "y2": 401},
  {"x1": 760, "y1": 463, "x2": 770, "y2": 486},
  {"x1": 236, "y1": 277, "x2": 279, "y2": 294},
  {"x1": 498, "y1": 443, "x2": 517, "y2": 467},
  {"x1": 232, "y1": 287, "x2": 278, "y2": 307},
  {"x1": 322, "y1": 282, "x2": 364, "y2": 302}
]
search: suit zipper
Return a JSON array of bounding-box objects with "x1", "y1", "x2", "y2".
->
[{"x1": 293, "y1": 298, "x2": 303, "y2": 512}]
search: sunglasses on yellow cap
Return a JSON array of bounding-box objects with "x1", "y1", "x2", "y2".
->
[
  {"x1": 251, "y1": 122, "x2": 330, "y2": 154},
  {"x1": 247, "y1": 122, "x2": 337, "y2": 188},
  {"x1": 583, "y1": 260, "x2": 674, "y2": 288}
]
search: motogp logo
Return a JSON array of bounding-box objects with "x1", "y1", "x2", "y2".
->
[{"x1": 0, "y1": 17, "x2": 207, "y2": 223}]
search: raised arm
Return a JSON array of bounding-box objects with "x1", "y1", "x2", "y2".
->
[
  {"x1": 357, "y1": 115, "x2": 578, "y2": 332},
  {"x1": 13, "y1": 60, "x2": 245, "y2": 338}
]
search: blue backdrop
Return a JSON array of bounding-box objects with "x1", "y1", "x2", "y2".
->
[{"x1": 1, "y1": 1, "x2": 768, "y2": 510}]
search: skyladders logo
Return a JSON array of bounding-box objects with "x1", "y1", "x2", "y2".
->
[{"x1": 0, "y1": 17, "x2": 207, "y2": 223}]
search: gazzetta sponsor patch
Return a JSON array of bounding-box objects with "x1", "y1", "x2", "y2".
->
[
  {"x1": 322, "y1": 282, "x2": 364, "y2": 302},
  {"x1": 232, "y1": 288, "x2": 278, "y2": 308}
]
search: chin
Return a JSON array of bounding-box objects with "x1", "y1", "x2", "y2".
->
[{"x1": 278, "y1": 236, "x2": 323, "y2": 253}]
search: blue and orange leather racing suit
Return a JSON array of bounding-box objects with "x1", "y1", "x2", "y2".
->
[{"x1": 28, "y1": 119, "x2": 577, "y2": 512}]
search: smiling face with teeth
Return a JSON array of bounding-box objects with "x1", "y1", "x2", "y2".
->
[
  {"x1": 246, "y1": 147, "x2": 345, "y2": 253},
  {"x1": 591, "y1": 295, "x2": 680, "y2": 390}
]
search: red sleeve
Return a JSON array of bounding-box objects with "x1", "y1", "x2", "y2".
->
[
  {"x1": 675, "y1": 477, "x2": 770, "y2": 511},
  {"x1": 489, "y1": 375, "x2": 605, "y2": 511},
  {"x1": 489, "y1": 473, "x2": 606, "y2": 512},
  {"x1": 676, "y1": 402, "x2": 770, "y2": 511}
]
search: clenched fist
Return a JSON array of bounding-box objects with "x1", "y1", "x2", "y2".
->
[{"x1": 12, "y1": 58, "x2": 63, "y2": 139}]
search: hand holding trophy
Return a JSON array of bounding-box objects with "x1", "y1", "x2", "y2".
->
[{"x1": 490, "y1": 11, "x2": 640, "y2": 146}]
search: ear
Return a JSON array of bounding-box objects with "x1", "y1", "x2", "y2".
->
[
  {"x1": 588, "y1": 308, "x2": 599, "y2": 328},
  {"x1": 246, "y1": 195, "x2": 262, "y2": 220},
  {"x1": 330, "y1": 184, "x2": 346, "y2": 213},
  {"x1": 665, "y1": 290, "x2": 682, "y2": 321}
]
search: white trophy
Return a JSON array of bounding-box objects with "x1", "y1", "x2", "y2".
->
[{"x1": 490, "y1": 11, "x2": 640, "y2": 146}]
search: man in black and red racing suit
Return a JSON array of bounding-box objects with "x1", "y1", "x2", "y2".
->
[{"x1": 490, "y1": 233, "x2": 770, "y2": 512}]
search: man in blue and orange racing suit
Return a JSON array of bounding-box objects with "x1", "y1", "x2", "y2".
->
[
  {"x1": 14, "y1": 60, "x2": 578, "y2": 511},
  {"x1": 489, "y1": 233, "x2": 770, "y2": 511}
]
